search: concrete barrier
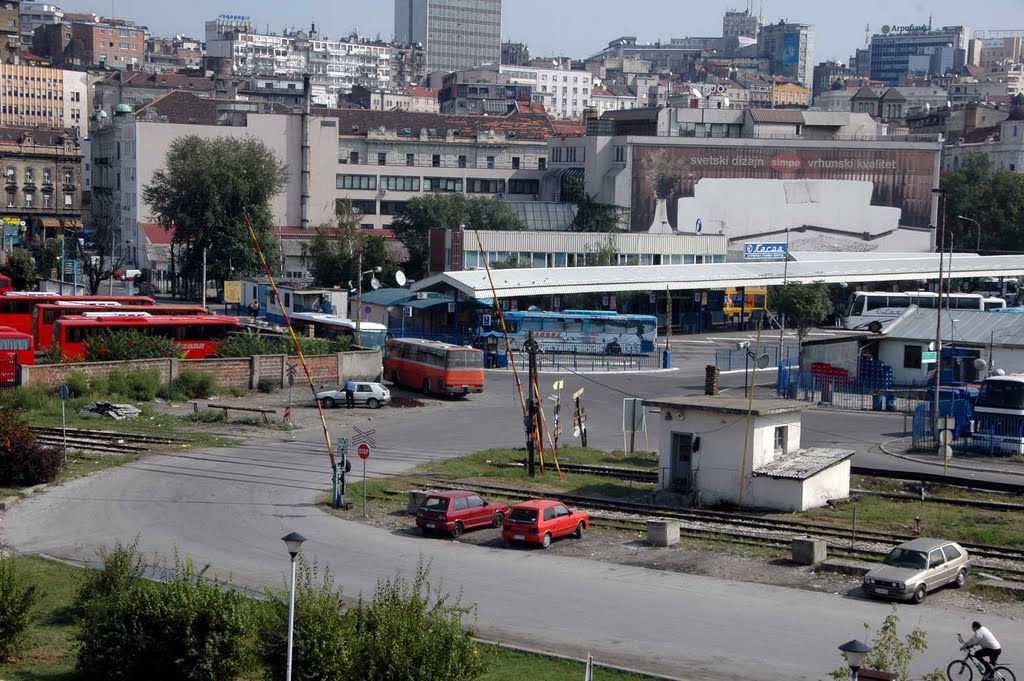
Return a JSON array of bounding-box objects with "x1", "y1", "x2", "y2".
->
[
  {"x1": 791, "y1": 537, "x2": 827, "y2": 565},
  {"x1": 647, "y1": 519, "x2": 680, "y2": 547}
]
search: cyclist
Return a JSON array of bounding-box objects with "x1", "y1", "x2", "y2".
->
[{"x1": 960, "y1": 621, "x2": 1002, "y2": 680}]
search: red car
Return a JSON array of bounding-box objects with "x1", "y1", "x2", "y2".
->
[
  {"x1": 501, "y1": 499, "x2": 590, "y2": 549},
  {"x1": 415, "y1": 490, "x2": 510, "y2": 538}
]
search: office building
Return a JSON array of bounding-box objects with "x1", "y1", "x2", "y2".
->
[
  {"x1": 0, "y1": 64, "x2": 90, "y2": 137},
  {"x1": 501, "y1": 41, "x2": 529, "y2": 66},
  {"x1": 758, "y1": 21, "x2": 815, "y2": 86},
  {"x1": 394, "y1": 0, "x2": 502, "y2": 73},
  {"x1": 0, "y1": 0, "x2": 18, "y2": 64},
  {"x1": 868, "y1": 25, "x2": 970, "y2": 85},
  {"x1": 33, "y1": 13, "x2": 146, "y2": 69},
  {"x1": 0, "y1": 126, "x2": 83, "y2": 238},
  {"x1": 722, "y1": 9, "x2": 762, "y2": 40},
  {"x1": 500, "y1": 63, "x2": 593, "y2": 119}
]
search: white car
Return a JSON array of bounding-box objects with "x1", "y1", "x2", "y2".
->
[{"x1": 316, "y1": 382, "x2": 390, "y2": 409}]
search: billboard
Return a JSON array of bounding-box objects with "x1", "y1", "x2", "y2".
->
[
  {"x1": 631, "y1": 145, "x2": 939, "y2": 245},
  {"x1": 782, "y1": 32, "x2": 801, "y2": 64}
]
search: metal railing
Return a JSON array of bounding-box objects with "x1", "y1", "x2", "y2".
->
[
  {"x1": 715, "y1": 344, "x2": 796, "y2": 371},
  {"x1": 911, "y1": 403, "x2": 1024, "y2": 457},
  {"x1": 508, "y1": 347, "x2": 662, "y2": 372},
  {"x1": 778, "y1": 371, "x2": 932, "y2": 414}
]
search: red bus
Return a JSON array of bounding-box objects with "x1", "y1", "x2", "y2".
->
[
  {"x1": 0, "y1": 325, "x2": 33, "y2": 387},
  {"x1": 383, "y1": 338, "x2": 484, "y2": 396},
  {"x1": 33, "y1": 302, "x2": 208, "y2": 349},
  {"x1": 54, "y1": 312, "x2": 241, "y2": 360},
  {"x1": 0, "y1": 293, "x2": 155, "y2": 337},
  {"x1": 0, "y1": 274, "x2": 10, "y2": 293}
]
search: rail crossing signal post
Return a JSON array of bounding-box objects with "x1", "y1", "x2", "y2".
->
[
  {"x1": 332, "y1": 437, "x2": 348, "y2": 508},
  {"x1": 573, "y1": 388, "x2": 587, "y2": 447},
  {"x1": 524, "y1": 331, "x2": 540, "y2": 477}
]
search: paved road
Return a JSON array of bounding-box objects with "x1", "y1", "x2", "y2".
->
[{"x1": 5, "y1": 346, "x2": 1024, "y2": 679}]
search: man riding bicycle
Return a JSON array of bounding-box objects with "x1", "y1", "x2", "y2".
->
[{"x1": 960, "y1": 621, "x2": 1002, "y2": 680}]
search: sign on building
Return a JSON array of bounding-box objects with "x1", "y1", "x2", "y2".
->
[{"x1": 743, "y1": 243, "x2": 788, "y2": 260}]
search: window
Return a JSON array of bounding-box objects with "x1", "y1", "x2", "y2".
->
[
  {"x1": 458, "y1": 155, "x2": 467, "y2": 168},
  {"x1": 432, "y1": 154, "x2": 441, "y2": 167},
  {"x1": 773, "y1": 426, "x2": 787, "y2": 453},
  {"x1": 467, "y1": 495, "x2": 485, "y2": 508},
  {"x1": 24, "y1": 192, "x2": 32, "y2": 207},
  {"x1": 377, "y1": 152, "x2": 386, "y2": 166},
  {"x1": 512, "y1": 157, "x2": 520, "y2": 169},
  {"x1": 486, "y1": 156, "x2": 495, "y2": 169},
  {"x1": 4, "y1": 167, "x2": 13, "y2": 182},
  {"x1": 566, "y1": 147, "x2": 578, "y2": 162},
  {"x1": 453, "y1": 497, "x2": 468, "y2": 511},
  {"x1": 42, "y1": 193, "x2": 51, "y2": 208},
  {"x1": 467, "y1": 179, "x2": 504, "y2": 194},
  {"x1": 24, "y1": 168, "x2": 33, "y2": 183},
  {"x1": 903, "y1": 345, "x2": 922, "y2": 369},
  {"x1": 349, "y1": 151, "x2": 359, "y2": 164},
  {"x1": 63, "y1": 170, "x2": 72, "y2": 184},
  {"x1": 538, "y1": 158, "x2": 546, "y2": 170},
  {"x1": 405, "y1": 153, "x2": 415, "y2": 166},
  {"x1": 43, "y1": 169, "x2": 51, "y2": 183},
  {"x1": 614, "y1": 146, "x2": 626, "y2": 162},
  {"x1": 424, "y1": 177, "x2": 462, "y2": 192},
  {"x1": 336, "y1": 174, "x2": 377, "y2": 190},
  {"x1": 64, "y1": 193, "x2": 72, "y2": 206},
  {"x1": 509, "y1": 179, "x2": 539, "y2": 194},
  {"x1": 942, "y1": 544, "x2": 962, "y2": 562},
  {"x1": 672, "y1": 432, "x2": 694, "y2": 463},
  {"x1": 928, "y1": 549, "x2": 946, "y2": 568},
  {"x1": 381, "y1": 176, "x2": 420, "y2": 192}
]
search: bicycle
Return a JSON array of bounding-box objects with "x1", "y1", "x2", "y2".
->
[{"x1": 948, "y1": 644, "x2": 1015, "y2": 681}]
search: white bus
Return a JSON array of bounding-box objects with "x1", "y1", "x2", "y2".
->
[
  {"x1": 843, "y1": 291, "x2": 1006, "y2": 332},
  {"x1": 973, "y1": 374, "x2": 1024, "y2": 455}
]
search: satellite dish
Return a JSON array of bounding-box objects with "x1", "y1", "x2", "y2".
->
[
  {"x1": 395, "y1": 270, "x2": 407, "y2": 287},
  {"x1": 995, "y1": 368, "x2": 1007, "y2": 376},
  {"x1": 974, "y1": 358, "x2": 988, "y2": 371},
  {"x1": 370, "y1": 277, "x2": 381, "y2": 290},
  {"x1": 755, "y1": 354, "x2": 771, "y2": 370}
]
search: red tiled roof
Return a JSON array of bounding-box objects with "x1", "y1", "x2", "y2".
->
[
  {"x1": 102, "y1": 71, "x2": 214, "y2": 91},
  {"x1": 749, "y1": 109, "x2": 805, "y2": 124},
  {"x1": 140, "y1": 223, "x2": 174, "y2": 245},
  {"x1": 552, "y1": 120, "x2": 585, "y2": 136},
  {"x1": 134, "y1": 91, "x2": 292, "y2": 124},
  {"x1": 515, "y1": 101, "x2": 546, "y2": 114},
  {"x1": 406, "y1": 86, "x2": 438, "y2": 98}
]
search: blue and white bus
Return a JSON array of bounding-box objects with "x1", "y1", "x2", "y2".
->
[
  {"x1": 973, "y1": 374, "x2": 1024, "y2": 455},
  {"x1": 289, "y1": 312, "x2": 388, "y2": 350},
  {"x1": 843, "y1": 291, "x2": 1006, "y2": 332},
  {"x1": 478, "y1": 309, "x2": 658, "y2": 355}
]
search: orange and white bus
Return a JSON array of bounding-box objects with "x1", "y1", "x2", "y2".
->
[{"x1": 384, "y1": 338, "x2": 484, "y2": 396}]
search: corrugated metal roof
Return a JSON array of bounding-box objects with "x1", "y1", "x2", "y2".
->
[
  {"x1": 885, "y1": 307, "x2": 1024, "y2": 346},
  {"x1": 411, "y1": 254, "x2": 1024, "y2": 299},
  {"x1": 473, "y1": 231, "x2": 726, "y2": 256},
  {"x1": 754, "y1": 447, "x2": 854, "y2": 480},
  {"x1": 749, "y1": 109, "x2": 804, "y2": 124}
]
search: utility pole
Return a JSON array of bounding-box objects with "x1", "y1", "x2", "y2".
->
[
  {"x1": 201, "y1": 245, "x2": 207, "y2": 310},
  {"x1": 356, "y1": 250, "x2": 363, "y2": 345},
  {"x1": 933, "y1": 189, "x2": 947, "y2": 461},
  {"x1": 525, "y1": 331, "x2": 539, "y2": 477},
  {"x1": 778, "y1": 227, "x2": 790, "y2": 354}
]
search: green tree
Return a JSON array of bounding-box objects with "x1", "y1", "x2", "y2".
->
[
  {"x1": 76, "y1": 195, "x2": 129, "y2": 295},
  {"x1": 0, "y1": 551, "x2": 40, "y2": 661},
  {"x1": 142, "y1": 136, "x2": 287, "y2": 300},
  {"x1": 37, "y1": 239, "x2": 61, "y2": 280},
  {"x1": 942, "y1": 154, "x2": 1024, "y2": 253},
  {"x1": 563, "y1": 176, "x2": 623, "y2": 232},
  {"x1": 772, "y1": 281, "x2": 832, "y2": 342},
  {"x1": 389, "y1": 194, "x2": 526, "y2": 279},
  {"x1": 306, "y1": 201, "x2": 398, "y2": 288},
  {"x1": 0, "y1": 247, "x2": 36, "y2": 290},
  {"x1": 831, "y1": 607, "x2": 944, "y2": 681}
]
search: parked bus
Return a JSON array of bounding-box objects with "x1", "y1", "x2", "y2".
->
[
  {"x1": 477, "y1": 309, "x2": 658, "y2": 355},
  {"x1": 384, "y1": 338, "x2": 484, "y2": 396},
  {"x1": 722, "y1": 286, "x2": 767, "y2": 324},
  {"x1": 843, "y1": 291, "x2": 1006, "y2": 332},
  {"x1": 972, "y1": 374, "x2": 1024, "y2": 455},
  {"x1": 0, "y1": 325, "x2": 33, "y2": 387},
  {"x1": 0, "y1": 273, "x2": 10, "y2": 293},
  {"x1": 288, "y1": 312, "x2": 388, "y2": 350},
  {"x1": 33, "y1": 302, "x2": 207, "y2": 349},
  {"x1": 0, "y1": 293, "x2": 155, "y2": 336},
  {"x1": 54, "y1": 312, "x2": 240, "y2": 360}
]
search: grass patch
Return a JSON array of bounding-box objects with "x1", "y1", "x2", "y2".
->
[{"x1": 0, "y1": 556, "x2": 663, "y2": 681}]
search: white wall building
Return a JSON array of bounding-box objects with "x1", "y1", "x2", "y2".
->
[
  {"x1": 944, "y1": 111, "x2": 1024, "y2": 174},
  {"x1": 644, "y1": 395, "x2": 852, "y2": 511},
  {"x1": 500, "y1": 64, "x2": 593, "y2": 119}
]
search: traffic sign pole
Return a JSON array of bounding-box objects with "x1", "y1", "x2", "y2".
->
[
  {"x1": 362, "y1": 458, "x2": 367, "y2": 517},
  {"x1": 355, "y1": 441, "x2": 371, "y2": 516},
  {"x1": 58, "y1": 384, "x2": 69, "y2": 465}
]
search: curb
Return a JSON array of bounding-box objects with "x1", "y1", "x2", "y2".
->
[
  {"x1": 474, "y1": 638, "x2": 690, "y2": 681},
  {"x1": 485, "y1": 367, "x2": 679, "y2": 376},
  {"x1": 0, "y1": 495, "x2": 19, "y2": 511},
  {"x1": 878, "y1": 439, "x2": 1024, "y2": 479},
  {"x1": 18, "y1": 483, "x2": 49, "y2": 499}
]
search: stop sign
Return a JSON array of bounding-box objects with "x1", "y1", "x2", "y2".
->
[{"x1": 357, "y1": 443, "x2": 371, "y2": 460}]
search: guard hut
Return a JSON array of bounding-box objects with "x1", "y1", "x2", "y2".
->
[{"x1": 642, "y1": 395, "x2": 853, "y2": 511}]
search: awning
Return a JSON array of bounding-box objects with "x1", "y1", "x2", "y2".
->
[{"x1": 38, "y1": 218, "x2": 82, "y2": 229}]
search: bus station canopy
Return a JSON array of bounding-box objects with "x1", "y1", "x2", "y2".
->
[{"x1": 410, "y1": 252, "x2": 1024, "y2": 299}]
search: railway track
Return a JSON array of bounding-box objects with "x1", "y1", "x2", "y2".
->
[
  {"x1": 30, "y1": 427, "x2": 184, "y2": 455},
  {"x1": 400, "y1": 476, "x2": 1024, "y2": 578}
]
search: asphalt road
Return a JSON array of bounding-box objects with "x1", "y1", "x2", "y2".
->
[{"x1": 5, "y1": 341, "x2": 1024, "y2": 679}]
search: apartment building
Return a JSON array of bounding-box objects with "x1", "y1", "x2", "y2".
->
[
  {"x1": 0, "y1": 63, "x2": 89, "y2": 137},
  {"x1": 0, "y1": 125, "x2": 83, "y2": 239},
  {"x1": 500, "y1": 63, "x2": 593, "y2": 119}
]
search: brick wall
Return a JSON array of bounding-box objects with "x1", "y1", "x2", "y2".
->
[
  {"x1": 22, "y1": 358, "x2": 174, "y2": 386},
  {"x1": 179, "y1": 357, "x2": 253, "y2": 390}
]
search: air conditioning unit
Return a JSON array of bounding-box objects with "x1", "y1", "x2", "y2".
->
[{"x1": 380, "y1": 188, "x2": 388, "y2": 195}]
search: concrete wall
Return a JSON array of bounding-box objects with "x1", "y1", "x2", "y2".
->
[
  {"x1": 20, "y1": 350, "x2": 382, "y2": 389},
  {"x1": 800, "y1": 338, "x2": 864, "y2": 377},
  {"x1": 878, "y1": 339, "x2": 928, "y2": 385}
]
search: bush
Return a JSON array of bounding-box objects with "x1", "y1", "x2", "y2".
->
[
  {"x1": 0, "y1": 385, "x2": 53, "y2": 411},
  {"x1": 38, "y1": 344, "x2": 65, "y2": 365},
  {"x1": 64, "y1": 370, "x2": 91, "y2": 398},
  {"x1": 257, "y1": 377, "x2": 278, "y2": 394},
  {"x1": 0, "y1": 409, "x2": 64, "y2": 486},
  {"x1": 0, "y1": 551, "x2": 40, "y2": 661},
  {"x1": 346, "y1": 560, "x2": 487, "y2": 681},
  {"x1": 218, "y1": 329, "x2": 352, "y2": 358},
  {"x1": 84, "y1": 329, "x2": 184, "y2": 362},
  {"x1": 76, "y1": 541, "x2": 254, "y2": 681},
  {"x1": 218, "y1": 330, "x2": 273, "y2": 358},
  {"x1": 106, "y1": 368, "x2": 162, "y2": 402},
  {"x1": 258, "y1": 561, "x2": 350, "y2": 681},
  {"x1": 164, "y1": 369, "x2": 218, "y2": 400}
]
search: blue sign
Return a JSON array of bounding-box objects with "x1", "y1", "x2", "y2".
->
[
  {"x1": 744, "y1": 243, "x2": 788, "y2": 260},
  {"x1": 694, "y1": 218, "x2": 703, "y2": 234},
  {"x1": 782, "y1": 32, "x2": 800, "y2": 64}
]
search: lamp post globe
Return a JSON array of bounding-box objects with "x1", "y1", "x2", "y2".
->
[
  {"x1": 282, "y1": 531, "x2": 307, "y2": 681},
  {"x1": 838, "y1": 639, "x2": 872, "y2": 681}
]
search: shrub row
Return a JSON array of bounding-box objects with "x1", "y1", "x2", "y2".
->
[{"x1": 0, "y1": 410, "x2": 63, "y2": 487}]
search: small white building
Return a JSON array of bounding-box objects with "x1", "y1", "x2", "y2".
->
[{"x1": 643, "y1": 395, "x2": 853, "y2": 512}]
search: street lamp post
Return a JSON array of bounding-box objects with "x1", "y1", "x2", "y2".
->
[
  {"x1": 281, "y1": 532, "x2": 306, "y2": 681},
  {"x1": 838, "y1": 639, "x2": 872, "y2": 681},
  {"x1": 355, "y1": 249, "x2": 381, "y2": 347},
  {"x1": 957, "y1": 215, "x2": 982, "y2": 253}
]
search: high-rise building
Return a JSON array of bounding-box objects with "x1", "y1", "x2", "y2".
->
[
  {"x1": 394, "y1": 0, "x2": 502, "y2": 73},
  {"x1": 722, "y1": 9, "x2": 762, "y2": 40},
  {"x1": 758, "y1": 21, "x2": 815, "y2": 87},
  {"x1": 868, "y1": 25, "x2": 970, "y2": 85},
  {"x1": 0, "y1": 0, "x2": 19, "y2": 63},
  {"x1": 0, "y1": 64, "x2": 90, "y2": 137},
  {"x1": 19, "y1": 3, "x2": 62, "y2": 48}
]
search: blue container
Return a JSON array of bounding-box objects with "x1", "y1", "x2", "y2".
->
[
  {"x1": 872, "y1": 393, "x2": 884, "y2": 411},
  {"x1": 662, "y1": 349, "x2": 672, "y2": 368}
]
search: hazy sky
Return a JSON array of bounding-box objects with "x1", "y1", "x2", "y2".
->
[{"x1": 66, "y1": 0, "x2": 1023, "y2": 62}]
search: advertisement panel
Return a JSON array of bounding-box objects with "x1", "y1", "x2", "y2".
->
[
  {"x1": 782, "y1": 32, "x2": 801, "y2": 64},
  {"x1": 631, "y1": 145, "x2": 938, "y2": 243}
]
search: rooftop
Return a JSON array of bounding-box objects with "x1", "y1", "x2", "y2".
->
[
  {"x1": 748, "y1": 109, "x2": 805, "y2": 124},
  {"x1": 314, "y1": 107, "x2": 561, "y2": 141},
  {"x1": 132, "y1": 91, "x2": 292, "y2": 124},
  {"x1": 884, "y1": 307, "x2": 1024, "y2": 346},
  {"x1": 0, "y1": 126, "x2": 78, "y2": 146},
  {"x1": 100, "y1": 71, "x2": 214, "y2": 91},
  {"x1": 642, "y1": 395, "x2": 806, "y2": 415},
  {"x1": 753, "y1": 447, "x2": 854, "y2": 480}
]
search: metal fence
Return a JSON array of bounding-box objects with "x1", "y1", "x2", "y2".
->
[
  {"x1": 912, "y1": 403, "x2": 1024, "y2": 457},
  {"x1": 508, "y1": 348, "x2": 662, "y2": 372},
  {"x1": 715, "y1": 344, "x2": 797, "y2": 372},
  {"x1": 777, "y1": 367, "x2": 932, "y2": 414}
]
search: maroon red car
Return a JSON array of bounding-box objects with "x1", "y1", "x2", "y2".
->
[
  {"x1": 415, "y1": 490, "x2": 510, "y2": 538},
  {"x1": 502, "y1": 499, "x2": 590, "y2": 549}
]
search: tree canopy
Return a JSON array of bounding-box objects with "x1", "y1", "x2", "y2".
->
[
  {"x1": 142, "y1": 136, "x2": 288, "y2": 296},
  {"x1": 942, "y1": 154, "x2": 1024, "y2": 253},
  {"x1": 563, "y1": 176, "x2": 623, "y2": 232},
  {"x1": 0, "y1": 247, "x2": 36, "y2": 290},
  {"x1": 388, "y1": 193, "x2": 526, "y2": 279},
  {"x1": 306, "y1": 202, "x2": 399, "y2": 289},
  {"x1": 772, "y1": 281, "x2": 833, "y2": 342}
]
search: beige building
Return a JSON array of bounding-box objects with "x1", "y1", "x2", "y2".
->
[{"x1": 0, "y1": 64, "x2": 90, "y2": 137}]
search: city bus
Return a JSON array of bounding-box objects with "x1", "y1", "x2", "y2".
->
[
  {"x1": 0, "y1": 325, "x2": 33, "y2": 387},
  {"x1": 289, "y1": 312, "x2": 389, "y2": 350},
  {"x1": 843, "y1": 291, "x2": 1006, "y2": 332},
  {"x1": 477, "y1": 309, "x2": 658, "y2": 355},
  {"x1": 0, "y1": 293, "x2": 155, "y2": 336},
  {"x1": 972, "y1": 374, "x2": 1024, "y2": 455},
  {"x1": 384, "y1": 338, "x2": 484, "y2": 396},
  {"x1": 54, "y1": 312, "x2": 240, "y2": 360},
  {"x1": 32, "y1": 302, "x2": 208, "y2": 349}
]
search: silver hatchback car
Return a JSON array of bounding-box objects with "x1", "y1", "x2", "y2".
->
[
  {"x1": 316, "y1": 382, "x2": 391, "y2": 409},
  {"x1": 862, "y1": 538, "x2": 971, "y2": 604}
]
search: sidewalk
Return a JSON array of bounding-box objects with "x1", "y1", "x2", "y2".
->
[{"x1": 880, "y1": 437, "x2": 1024, "y2": 478}]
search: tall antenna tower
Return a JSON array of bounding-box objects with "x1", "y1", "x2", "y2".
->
[{"x1": 865, "y1": 23, "x2": 870, "y2": 48}]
